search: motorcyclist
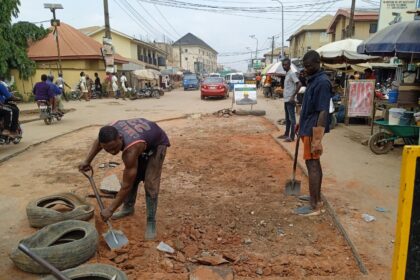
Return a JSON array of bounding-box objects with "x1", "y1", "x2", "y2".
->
[
  {"x1": 33, "y1": 74, "x2": 55, "y2": 111},
  {"x1": 47, "y1": 74, "x2": 64, "y2": 115},
  {"x1": 0, "y1": 78, "x2": 21, "y2": 137}
]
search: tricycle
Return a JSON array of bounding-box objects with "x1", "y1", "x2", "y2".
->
[{"x1": 369, "y1": 120, "x2": 419, "y2": 154}]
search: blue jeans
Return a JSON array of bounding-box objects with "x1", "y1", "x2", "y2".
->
[{"x1": 284, "y1": 102, "x2": 296, "y2": 140}]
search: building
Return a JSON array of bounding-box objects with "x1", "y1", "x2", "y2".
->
[
  {"x1": 326, "y1": 9, "x2": 379, "y2": 42},
  {"x1": 172, "y1": 33, "x2": 218, "y2": 74},
  {"x1": 287, "y1": 15, "x2": 333, "y2": 59},
  {"x1": 80, "y1": 26, "x2": 167, "y2": 71},
  {"x1": 263, "y1": 47, "x2": 290, "y2": 64},
  {"x1": 11, "y1": 22, "x2": 127, "y2": 98}
]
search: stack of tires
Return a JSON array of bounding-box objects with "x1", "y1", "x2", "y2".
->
[{"x1": 9, "y1": 192, "x2": 128, "y2": 279}]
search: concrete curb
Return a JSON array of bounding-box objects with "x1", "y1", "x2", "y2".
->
[
  {"x1": 270, "y1": 134, "x2": 369, "y2": 275},
  {"x1": 0, "y1": 115, "x2": 187, "y2": 165}
]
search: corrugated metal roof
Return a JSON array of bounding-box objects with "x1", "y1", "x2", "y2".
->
[
  {"x1": 28, "y1": 22, "x2": 128, "y2": 63},
  {"x1": 173, "y1": 33, "x2": 217, "y2": 54},
  {"x1": 288, "y1": 15, "x2": 334, "y2": 40}
]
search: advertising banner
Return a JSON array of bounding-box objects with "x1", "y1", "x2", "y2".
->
[
  {"x1": 234, "y1": 84, "x2": 257, "y2": 105},
  {"x1": 347, "y1": 80, "x2": 375, "y2": 117},
  {"x1": 378, "y1": 0, "x2": 417, "y2": 31}
]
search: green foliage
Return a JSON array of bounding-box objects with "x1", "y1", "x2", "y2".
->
[{"x1": 0, "y1": 0, "x2": 50, "y2": 80}]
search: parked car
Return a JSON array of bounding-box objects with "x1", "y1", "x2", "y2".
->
[
  {"x1": 183, "y1": 74, "x2": 200, "y2": 90},
  {"x1": 200, "y1": 77, "x2": 229, "y2": 100}
]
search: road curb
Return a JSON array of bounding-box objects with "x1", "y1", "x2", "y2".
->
[
  {"x1": 0, "y1": 115, "x2": 188, "y2": 165},
  {"x1": 270, "y1": 134, "x2": 369, "y2": 275}
]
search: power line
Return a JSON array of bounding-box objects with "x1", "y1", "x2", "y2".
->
[
  {"x1": 134, "y1": 0, "x2": 177, "y2": 40},
  {"x1": 153, "y1": 4, "x2": 182, "y2": 38},
  {"x1": 115, "y1": 0, "x2": 150, "y2": 35}
]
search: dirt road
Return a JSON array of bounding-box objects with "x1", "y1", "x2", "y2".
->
[
  {"x1": 0, "y1": 89, "x2": 401, "y2": 279},
  {"x1": 0, "y1": 115, "x2": 362, "y2": 279}
]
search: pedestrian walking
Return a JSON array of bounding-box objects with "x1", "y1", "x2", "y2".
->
[
  {"x1": 105, "y1": 72, "x2": 112, "y2": 98},
  {"x1": 94, "y1": 72, "x2": 103, "y2": 98},
  {"x1": 278, "y1": 58, "x2": 301, "y2": 142},
  {"x1": 295, "y1": 50, "x2": 331, "y2": 216},
  {"x1": 79, "y1": 72, "x2": 90, "y2": 101},
  {"x1": 86, "y1": 74, "x2": 94, "y2": 100},
  {"x1": 120, "y1": 72, "x2": 128, "y2": 100},
  {"x1": 112, "y1": 72, "x2": 119, "y2": 99},
  {"x1": 79, "y1": 118, "x2": 170, "y2": 240},
  {"x1": 256, "y1": 73, "x2": 262, "y2": 89}
]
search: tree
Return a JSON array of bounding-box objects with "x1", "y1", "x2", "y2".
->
[{"x1": 0, "y1": 0, "x2": 50, "y2": 79}]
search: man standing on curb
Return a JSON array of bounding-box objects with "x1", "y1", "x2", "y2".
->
[
  {"x1": 79, "y1": 118, "x2": 170, "y2": 240},
  {"x1": 278, "y1": 58, "x2": 301, "y2": 142},
  {"x1": 295, "y1": 50, "x2": 331, "y2": 216}
]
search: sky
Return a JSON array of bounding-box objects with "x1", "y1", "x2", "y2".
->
[{"x1": 15, "y1": 0, "x2": 380, "y2": 72}]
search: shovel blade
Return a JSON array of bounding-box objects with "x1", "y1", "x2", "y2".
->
[
  {"x1": 103, "y1": 229, "x2": 129, "y2": 250},
  {"x1": 285, "y1": 179, "x2": 301, "y2": 196}
]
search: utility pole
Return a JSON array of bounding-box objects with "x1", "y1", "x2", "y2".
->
[
  {"x1": 44, "y1": 3, "x2": 63, "y2": 74},
  {"x1": 249, "y1": 35, "x2": 258, "y2": 59},
  {"x1": 347, "y1": 0, "x2": 356, "y2": 38},
  {"x1": 103, "y1": 0, "x2": 111, "y2": 39},
  {"x1": 272, "y1": 0, "x2": 284, "y2": 58},
  {"x1": 179, "y1": 43, "x2": 182, "y2": 68}
]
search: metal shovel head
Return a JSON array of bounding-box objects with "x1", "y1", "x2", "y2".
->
[
  {"x1": 285, "y1": 179, "x2": 301, "y2": 196},
  {"x1": 103, "y1": 229, "x2": 129, "y2": 250}
]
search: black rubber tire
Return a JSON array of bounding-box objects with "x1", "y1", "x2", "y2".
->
[
  {"x1": 234, "y1": 109, "x2": 266, "y2": 116},
  {"x1": 10, "y1": 220, "x2": 98, "y2": 274},
  {"x1": 42, "y1": 264, "x2": 128, "y2": 280},
  {"x1": 44, "y1": 118, "x2": 52, "y2": 125},
  {"x1": 369, "y1": 132, "x2": 393, "y2": 154},
  {"x1": 26, "y1": 192, "x2": 94, "y2": 228}
]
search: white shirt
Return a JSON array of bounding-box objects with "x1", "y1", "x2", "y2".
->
[
  {"x1": 120, "y1": 75, "x2": 127, "y2": 90},
  {"x1": 283, "y1": 70, "x2": 299, "y2": 102},
  {"x1": 112, "y1": 75, "x2": 118, "y2": 91}
]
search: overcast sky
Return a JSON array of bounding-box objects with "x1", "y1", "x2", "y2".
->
[{"x1": 15, "y1": 0, "x2": 379, "y2": 71}]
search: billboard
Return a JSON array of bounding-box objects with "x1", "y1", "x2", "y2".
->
[
  {"x1": 234, "y1": 84, "x2": 257, "y2": 105},
  {"x1": 378, "y1": 0, "x2": 417, "y2": 31},
  {"x1": 347, "y1": 80, "x2": 375, "y2": 117}
]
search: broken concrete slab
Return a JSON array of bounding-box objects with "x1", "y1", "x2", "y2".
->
[
  {"x1": 196, "y1": 254, "x2": 229, "y2": 266},
  {"x1": 100, "y1": 174, "x2": 121, "y2": 194}
]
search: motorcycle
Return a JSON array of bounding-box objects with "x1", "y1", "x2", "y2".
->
[
  {"x1": 37, "y1": 100, "x2": 62, "y2": 125},
  {"x1": 129, "y1": 86, "x2": 161, "y2": 100},
  {"x1": 0, "y1": 102, "x2": 23, "y2": 145}
]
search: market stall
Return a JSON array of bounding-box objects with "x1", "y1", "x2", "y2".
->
[{"x1": 357, "y1": 18, "x2": 420, "y2": 152}]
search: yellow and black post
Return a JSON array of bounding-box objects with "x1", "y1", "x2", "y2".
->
[{"x1": 393, "y1": 146, "x2": 420, "y2": 279}]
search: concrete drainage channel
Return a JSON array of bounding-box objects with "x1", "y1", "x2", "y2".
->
[{"x1": 9, "y1": 192, "x2": 128, "y2": 279}]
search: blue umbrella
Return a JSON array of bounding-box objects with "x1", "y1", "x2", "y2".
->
[{"x1": 357, "y1": 20, "x2": 420, "y2": 58}]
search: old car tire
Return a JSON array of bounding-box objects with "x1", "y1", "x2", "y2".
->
[
  {"x1": 44, "y1": 118, "x2": 52, "y2": 125},
  {"x1": 10, "y1": 220, "x2": 98, "y2": 274},
  {"x1": 26, "y1": 192, "x2": 94, "y2": 228},
  {"x1": 42, "y1": 264, "x2": 128, "y2": 280},
  {"x1": 234, "y1": 109, "x2": 266, "y2": 116},
  {"x1": 369, "y1": 132, "x2": 393, "y2": 154}
]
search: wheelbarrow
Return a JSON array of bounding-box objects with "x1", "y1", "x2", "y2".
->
[{"x1": 369, "y1": 120, "x2": 420, "y2": 154}]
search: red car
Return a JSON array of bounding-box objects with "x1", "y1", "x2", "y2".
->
[{"x1": 200, "y1": 77, "x2": 229, "y2": 100}]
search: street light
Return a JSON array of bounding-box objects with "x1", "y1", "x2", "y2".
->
[
  {"x1": 44, "y1": 3, "x2": 63, "y2": 74},
  {"x1": 246, "y1": 47, "x2": 253, "y2": 70},
  {"x1": 249, "y1": 35, "x2": 258, "y2": 59},
  {"x1": 272, "y1": 0, "x2": 284, "y2": 58}
]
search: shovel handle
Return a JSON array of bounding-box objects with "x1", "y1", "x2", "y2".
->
[
  {"x1": 18, "y1": 244, "x2": 71, "y2": 280},
  {"x1": 81, "y1": 168, "x2": 106, "y2": 211},
  {"x1": 292, "y1": 136, "x2": 300, "y2": 180}
]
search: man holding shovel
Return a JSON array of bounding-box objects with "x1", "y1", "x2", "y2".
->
[
  {"x1": 79, "y1": 118, "x2": 170, "y2": 240},
  {"x1": 295, "y1": 50, "x2": 331, "y2": 216}
]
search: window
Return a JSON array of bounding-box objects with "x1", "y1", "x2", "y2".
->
[
  {"x1": 320, "y1": 32, "x2": 329, "y2": 43},
  {"x1": 369, "y1": 23, "x2": 377, "y2": 33}
]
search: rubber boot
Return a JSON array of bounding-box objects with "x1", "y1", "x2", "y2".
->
[
  {"x1": 145, "y1": 194, "x2": 158, "y2": 240},
  {"x1": 111, "y1": 205, "x2": 134, "y2": 220}
]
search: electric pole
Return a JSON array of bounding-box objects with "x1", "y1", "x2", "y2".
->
[
  {"x1": 347, "y1": 0, "x2": 356, "y2": 38},
  {"x1": 103, "y1": 0, "x2": 111, "y2": 39},
  {"x1": 44, "y1": 3, "x2": 63, "y2": 74}
]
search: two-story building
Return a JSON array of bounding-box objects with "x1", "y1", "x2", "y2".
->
[
  {"x1": 263, "y1": 47, "x2": 289, "y2": 64},
  {"x1": 326, "y1": 9, "x2": 379, "y2": 42},
  {"x1": 172, "y1": 33, "x2": 218, "y2": 74},
  {"x1": 80, "y1": 26, "x2": 167, "y2": 71},
  {"x1": 287, "y1": 15, "x2": 333, "y2": 59}
]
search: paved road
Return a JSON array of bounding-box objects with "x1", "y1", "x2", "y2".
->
[{"x1": 0, "y1": 88, "x2": 400, "y2": 278}]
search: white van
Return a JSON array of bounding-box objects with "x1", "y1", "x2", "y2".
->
[{"x1": 224, "y1": 72, "x2": 244, "y2": 91}]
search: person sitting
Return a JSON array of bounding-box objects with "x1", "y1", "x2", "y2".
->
[
  {"x1": 33, "y1": 74, "x2": 55, "y2": 111},
  {"x1": 47, "y1": 75, "x2": 64, "y2": 115},
  {"x1": 0, "y1": 78, "x2": 20, "y2": 137}
]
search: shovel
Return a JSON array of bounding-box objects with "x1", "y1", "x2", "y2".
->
[
  {"x1": 81, "y1": 168, "x2": 129, "y2": 250},
  {"x1": 285, "y1": 135, "x2": 301, "y2": 196},
  {"x1": 18, "y1": 243, "x2": 71, "y2": 280}
]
